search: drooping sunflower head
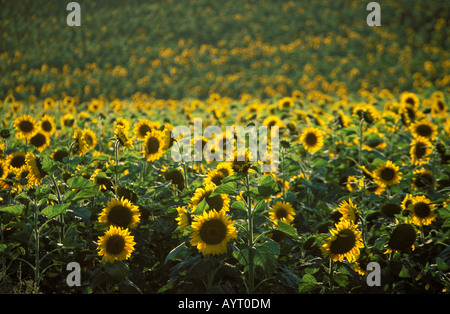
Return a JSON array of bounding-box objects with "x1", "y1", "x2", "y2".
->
[
  {"x1": 71, "y1": 128, "x2": 88, "y2": 156},
  {"x1": 190, "y1": 183, "x2": 230, "y2": 213},
  {"x1": 190, "y1": 209, "x2": 237, "y2": 256},
  {"x1": 321, "y1": 219, "x2": 364, "y2": 262},
  {"x1": 99, "y1": 197, "x2": 141, "y2": 229},
  {"x1": 29, "y1": 131, "x2": 51, "y2": 152},
  {"x1": 411, "y1": 168, "x2": 434, "y2": 190},
  {"x1": 229, "y1": 148, "x2": 252, "y2": 173},
  {"x1": 97, "y1": 226, "x2": 136, "y2": 263},
  {"x1": 161, "y1": 166, "x2": 185, "y2": 191},
  {"x1": 25, "y1": 152, "x2": 47, "y2": 185},
  {"x1": 114, "y1": 124, "x2": 134, "y2": 149},
  {"x1": 300, "y1": 127, "x2": 324, "y2": 153},
  {"x1": 142, "y1": 129, "x2": 168, "y2": 162},
  {"x1": 269, "y1": 201, "x2": 296, "y2": 227},
  {"x1": 410, "y1": 136, "x2": 433, "y2": 166},
  {"x1": 82, "y1": 129, "x2": 98, "y2": 150},
  {"x1": 407, "y1": 195, "x2": 436, "y2": 227},
  {"x1": 14, "y1": 115, "x2": 37, "y2": 139},
  {"x1": 337, "y1": 199, "x2": 360, "y2": 223},
  {"x1": 410, "y1": 119, "x2": 438, "y2": 141},
  {"x1": 386, "y1": 222, "x2": 416, "y2": 253},
  {"x1": 373, "y1": 160, "x2": 402, "y2": 187},
  {"x1": 175, "y1": 206, "x2": 192, "y2": 233}
]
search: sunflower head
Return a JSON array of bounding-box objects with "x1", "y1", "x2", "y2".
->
[
  {"x1": 410, "y1": 137, "x2": 433, "y2": 166},
  {"x1": 190, "y1": 184, "x2": 230, "y2": 213},
  {"x1": 407, "y1": 195, "x2": 435, "y2": 226},
  {"x1": 190, "y1": 209, "x2": 237, "y2": 256},
  {"x1": 71, "y1": 128, "x2": 88, "y2": 156},
  {"x1": 336, "y1": 199, "x2": 360, "y2": 223},
  {"x1": 410, "y1": 119, "x2": 438, "y2": 141},
  {"x1": 99, "y1": 197, "x2": 141, "y2": 229},
  {"x1": 25, "y1": 152, "x2": 47, "y2": 185},
  {"x1": 175, "y1": 206, "x2": 192, "y2": 232},
  {"x1": 29, "y1": 131, "x2": 50, "y2": 152},
  {"x1": 300, "y1": 127, "x2": 324, "y2": 153},
  {"x1": 14, "y1": 115, "x2": 37, "y2": 139},
  {"x1": 39, "y1": 114, "x2": 56, "y2": 135},
  {"x1": 162, "y1": 166, "x2": 185, "y2": 191},
  {"x1": 114, "y1": 124, "x2": 133, "y2": 149},
  {"x1": 321, "y1": 219, "x2": 364, "y2": 262},
  {"x1": 97, "y1": 226, "x2": 136, "y2": 263},
  {"x1": 134, "y1": 119, "x2": 160, "y2": 140},
  {"x1": 387, "y1": 223, "x2": 416, "y2": 253},
  {"x1": 373, "y1": 160, "x2": 402, "y2": 187},
  {"x1": 269, "y1": 201, "x2": 295, "y2": 227},
  {"x1": 142, "y1": 129, "x2": 168, "y2": 162}
]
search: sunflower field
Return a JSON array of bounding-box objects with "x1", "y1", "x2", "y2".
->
[{"x1": 0, "y1": 0, "x2": 449, "y2": 296}]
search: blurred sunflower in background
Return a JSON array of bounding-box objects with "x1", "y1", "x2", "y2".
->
[
  {"x1": 97, "y1": 226, "x2": 136, "y2": 263},
  {"x1": 38, "y1": 114, "x2": 56, "y2": 136},
  {"x1": 409, "y1": 118, "x2": 438, "y2": 141},
  {"x1": 321, "y1": 219, "x2": 364, "y2": 262},
  {"x1": 407, "y1": 195, "x2": 436, "y2": 226},
  {"x1": 99, "y1": 197, "x2": 141, "y2": 229},
  {"x1": 14, "y1": 115, "x2": 37, "y2": 139},
  {"x1": 25, "y1": 152, "x2": 47, "y2": 185},
  {"x1": 175, "y1": 206, "x2": 192, "y2": 232},
  {"x1": 71, "y1": 128, "x2": 88, "y2": 156},
  {"x1": 114, "y1": 124, "x2": 133, "y2": 149},
  {"x1": 410, "y1": 136, "x2": 433, "y2": 166},
  {"x1": 29, "y1": 131, "x2": 50, "y2": 152},
  {"x1": 142, "y1": 129, "x2": 168, "y2": 162},
  {"x1": 269, "y1": 201, "x2": 295, "y2": 227},
  {"x1": 300, "y1": 127, "x2": 324, "y2": 153},
  {"x1": 190, "y1": 209, "x2": 237, "y2": 256}
]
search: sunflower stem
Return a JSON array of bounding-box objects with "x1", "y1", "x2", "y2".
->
[{"x1": 244, "y1": 172, "x2": 255, "y2": 294}]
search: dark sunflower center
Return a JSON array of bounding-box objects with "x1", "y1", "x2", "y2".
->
[
  {"x1": 108, "y1": 205, "x2": 133, "y2": 228},
  {"x1": 283, "y1": 101, "x2": 290, "y2": 108},
  {"x1": 415, "y1": 142, "x2": 427, "y2": 158},
  {"x1": 304, "y1": 132, "x2": 318, "y2": 146},
  {"x1": 437, "y1": 100, "x2": 444, "y2": 111},
  {"x1": 146, "y1": 137, "x2": 160, "y2": 154},
  {"x1": 84, "y1": 134, "x2": 94, "y2": 146},
  {"x1": 414, "y1": 174, "x2": 432, "y2": 188},
  {"x1": 268, "y1": 120, "x2": 277, "y2": 127},
  {"x1": 164, "y1": 169, "x2": 185, "y2": 190},
  {"x1": 53, "y1": 150, "x2": 69, "y2": 162},
  {"x1": 139, "y1": 124, "x2": 152, "y2": 137},
  {"x1": 205, "y1": 192, "x2": 224, "y2": 211},
  {"x1": 199, "y1": 219, "x2": 227, "y2": 245},
  {"x1": 106, "y1": 235, "x2": 126, "y2": 255},
  {"x1": 329, "y1": 229, "x2": 356, "y2": 254},
  {"x1": 389, "y1": 224, "x2": 416, "y2": 251},
  {"x1": 413, "y1": 202, "x2": 431, "y2": 218},
  {"x1": 380, "y1": 168, "x2": 395, "y2": 181},
  {"x1": 30, "y1": 133, "x2": 47, "y2": 148},
  {"x1": 211, "y1": 173, "x2": 225, "y2": 186},
  {"x1": 275, "y1": 207, "x2": 288, "y2": 220},
  {"x1": 381, "y1": 203, "x2": 401, "y2": 218},
  {"x1": 416, "y1": 124, "x2": 432, "y2": 137},
  {"x1": 64, "y1": 118, "x2": 75, "y2": 127},
  {"x1": 405, "y1": 97, "x2": 415, "y2": 106},
  {"x1": 41, "y1": 121, "x2": 53, "y2": 132},
  {"x1": 10, "y1": 155, "x2": 26, "y2": 168},
  {"x1": 19, "y1": 120, "x2": 34, "y2": 133}
]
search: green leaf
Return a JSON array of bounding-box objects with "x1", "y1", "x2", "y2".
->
[
  {"x1": 165, "y1": 242, "x2": 189, "y2": 263},
  {"x1": 275, "y1": 221, "x2": 300, "y2": 239},
  {"x1": 72, "y1": 186, "x2": 99, "y2": 201},
  {"x1": 257, "y1": 175, "x2": 278, "y2": 197},
  {"x1": 235, "y1": 238, "x2": 280, "y2": 276},
  {"x1": 104, "y1": 261, "x2": 129, "y2": 282},
  {"x1": 231, "y1": 201, "x2": 247, "y2": 211},
  {"x1": 0, "y1": 205, "x2": 26, "y2": 216},
  {"x1": 67, "y1": 176, "x2": 95, "y2": 189},
  {"x1": 41, "y1": 203, "x2": 70, "y2": 219},
  {"x1": 210, "y1": 181, "x2": 236, "y2": 197},
  {"x1": 253, "y1": 199, "x2": 266, "y2": 213},
  {"x1": 298, "y1": 274, "x2": 319, "y2": 293},
  {"x1": 41, "y1": 154, "x2": 58, "y2": 173},
  {"x1": 192, "y1": 198, "x2": 209, "y2": 215}
]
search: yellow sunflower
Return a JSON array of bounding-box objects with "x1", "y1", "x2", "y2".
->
[
  {"x1": 336, "y1": 199, "x2": 360, "y2": 223},
  {"x1": 29, "y1": 131, "x2": 51, "y2": 152},
  {"x1": 142, "y1": 129, "x2": 168, "y2": 162},
  {"x1": 114, "y1": 124, "x2": 134, "y2": 149},
  {"x1": 25, "y1": 152, "x2": 47, "y2": 185},
  {"x1": 400, "y1": 92, "x2": 420, "y2": 109},
  {"x1": 277, "y1": 97, "x2": 294, "y2": 110},
  {"x1": 215, "y1": 162, "x2": 234, "y2": 178},
  {"x1": 175, "y1": 206, "x2": 192, "y2": 232},
  {"x1": 61, "y1": 113, "x2": 75, "y2": 130},
  {"x1": 134, "y1": 119, "x2": 160, "y2": 140},
  {"x1": 228, "y1": 148, "x2": 252, "y2": 173},
  {"x1": 190, "y1": 209, "x2": 237, "y2": 256},
  {"x1": 190, "y1": 183, "x2": 230, "y2": 213},
  {"x1": 14, "y1": 115, "x2": 37, "y2": 139},
  {"x1": 407, "y1": 195, "x2": 436, "y2": 227},
  {"x1": 203, "y1": 169, "x2": 226, "y2": 186},
  {"x1": 7, "y1": 151, "x2": 27, "y2": 171},
  {"x1": 410, "y1": 136, "x2": 433, "y2": 166},
  {"x1": 161, "y1": 165, "x2": 185, "y2": 191},
  {"x1": 321, "y1": 219, "x2": 364, "y2": 262},
  {"x1": 71, "y1": 128, "x2": 88, "y2": 156},
  {"x1": 300, "y1": 127, "x2": 324, "y2": 153},
  {"x1": 409, "y1": 118, "x2": 438, "y2": 141},
  {"x1": 98, "y1": 197, "x2": 141, "y2": 229},
  {"x1": 431, "y1": 97, "x2": 447, "y2": 118},
  {"x1": 38, "y1": 114, "x2": 56, "y2": 136},
  {"x1": 82, "y1": 129, "x2": 98, "y2": 150},
  {"x1": 97, "y1": 226, "x2": 136, "y2": 263},
  {"x1": 262, "y1": 115, "x2": 285, "y2": 130},
  {"x1": 372, "y1": 160, "x2": 402, "y2": 187},
  {"x1": 411, "y1": 168, "x2": 434, "y2": 190},
  {"x1": 269, "y1": 201, "x2": 296, "y2": 227}
]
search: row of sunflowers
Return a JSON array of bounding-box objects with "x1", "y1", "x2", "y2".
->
[{"x1": 0, "y1": 89, "x2": 449, "y2": 293}]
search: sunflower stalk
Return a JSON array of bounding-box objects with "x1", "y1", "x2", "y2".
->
[{"x1": 244, "y1": 171, "x2": 255, "y2": 294}]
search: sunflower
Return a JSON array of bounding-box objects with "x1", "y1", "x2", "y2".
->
[
  {"x1": 7, "y1": 151, "x2": 27, "y2": 171},
  {"x1": 385, "y1": 222, "x2": 416, "y2": 254},
  {"x1": 190, "y1": 209, "x2": 237, "y2": 256},
  {"x1": 161, "y1": 165, "x2": 185, "y2": 191},
  {"x1": 300, "y1": 127, "x2": 324, "y2": 153},
  {"x1": 336, "y1": 199, "x2": 360, "y2": 223},
  {"x1": 38, "y1": 114, "x2": 56, "y2": 136},
  {"x1": 321, "y1": 219, "x2": 364, "y2": 262},
  {"x1": 114, "y1": 124, "x2": 133, "y2": 149},
  {"x1": 51, "y1": 148, "x2": 69, "y2": 163},
  {"x1": 25, "y1": 152, "x2": 47, "y2": 185},
  {"x1": 431, "y1": 97, "x2": 447, "y2": 118},
  {"x1": 215, "y1": 161, "x2": 234, "y2": 178},
  {"x1": 410, "y1": 136, "x2": 433, "y2": 166},
  {"x1": 380, "y1": 202, "x2": 402, "y2": 218},
  {"x1": 409, "y1": 118, "x2": 438, "y2": 141},
  {"x1": 411, "y1": 168, "x2": 434, "y2": 190},
  {"x1": 0, "y1": 160, "x2": 7, "y2": 182},
  {"x1": 61, "y1": 113, "x2": 75, "y2": 130},
  {"x1": 175, "y1": 206, "x2": 192, "y2": 232},
  {"x1": 228, "y1": 148, "x2": 252, "y2": 173},
  {"x1": 97, "y1": 226, "x2": 136, "y2": 263},
  {"x1": 277, "y1": 97, "x2": 294, "y2": 110},
  {"x1": 98, "y1": 197, "x2": 141, "y2": 229},
  {"x1": 190, "y1": 183, "x2": 230, "y2": 213},
  {"x1": 400, "y1": 92, "x2": 420, "y2": 109},
  {"x1": 29, "y1": 131, "x2": 50, "y2": 152},
  {"x1": 91, "y1": 168, "x2": 114, "y2": 192},
  {"x1": 203, "y1": 169, "x2": 226, "y2": 186},
  {"x1": 373, "y1": 160, "x2": 402, "y2": 187},
  {"x1": 269, "y1": 201, "x2": 296, "y2": 227},
  {"x1": 346, "y1": 176, "x2": 363, "y2": 192},
  {"x1": 14, "y1": 115, "x2": 37, "y2": 139},
  {"x1": 82, "y1": 129, "x2": 98, "y2": 150},
  {"x1": 353, "y1": 103, "x2": 379, "y2": 124},
  {"x1": 71, "y1": 128, "x2": 88, "y2": 156},
  {"x1": 262, "y1": 115, "x2": 285, "y2": 130},
  {"x1": 142, "y1": 129, "x2": 168, "y2": 162},
  {"x1": 134, "y1": 119, "x2": 160, "y2": 140},
  {"x1": 407, "y1": 195, "x2": 436, "y2": 227},
  {"x1": 114, "y1": 117, "x2": 131, "y2": 133}
]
